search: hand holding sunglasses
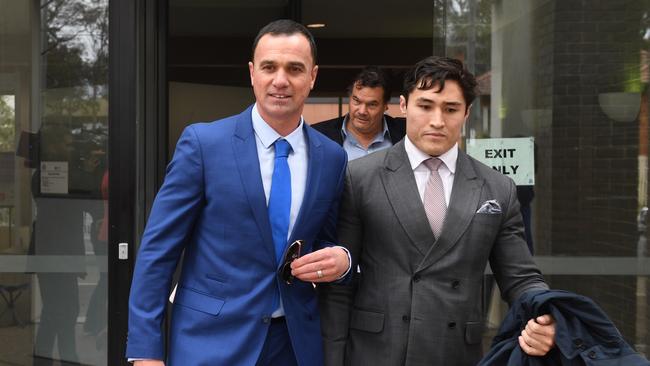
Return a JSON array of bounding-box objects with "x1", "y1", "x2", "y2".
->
[
  {"x1": 288, "y1": 245, "x2": 350, "y2": 283},
  {"x1": 279, "y1": 240, "x2": 303, "y2": 284}
]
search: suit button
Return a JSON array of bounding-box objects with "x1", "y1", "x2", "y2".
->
[
  {"x1": 451, "y1": 280, "x2": 460, "y2": 289},
  {"x1": 413, "y1": 274, "x2": 421, "y2": 283},
  {"x1": 447, "y1": 322, "x2": 456, "y2": 329},
  {"x1": 262, "y1": 316, "x2": 271, "y2": 324},
  {"x1": 402, "y1": 315, "x2": 410, "y2": 322},
  {"x1": 588, "y1": 350, "x2": 596, "y2": 359}
]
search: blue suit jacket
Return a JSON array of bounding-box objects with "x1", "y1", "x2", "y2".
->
[{"x1": 126, "y1": 105, "x2": 348, "y2": 365}]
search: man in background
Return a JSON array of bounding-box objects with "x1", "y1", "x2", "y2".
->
[{"x1": 312, "y1": 66, "x2": 405, "y2": 160}]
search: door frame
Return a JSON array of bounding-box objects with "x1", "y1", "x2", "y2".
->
[
  {"x1": 108, "y1": 0, "x2": 168, "y2": 363},
  {"x1": 107, "y1": 0, "x2": 137, "y2": 363}
]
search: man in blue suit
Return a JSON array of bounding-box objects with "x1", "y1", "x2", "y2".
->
[{"x1": 126, "y1": 19, "x2": 350, "y2": 366}]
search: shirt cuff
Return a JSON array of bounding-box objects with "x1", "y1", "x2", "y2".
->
[{"x1": 335, "y1": 245, "x2": 352, "y2": 280}]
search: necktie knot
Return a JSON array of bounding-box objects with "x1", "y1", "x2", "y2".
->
[
  {"x1": 424, "y1": 158, "x2": 443, "y2": 172},
  {"x1": 274, "y1": 139, "x2": 292, "y2": 159}
]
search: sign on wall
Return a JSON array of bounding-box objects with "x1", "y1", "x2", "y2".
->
[
  {"x1": 466, "y1": 137, "x2": 535, "y2": 186},
  {"x1": 40, "y1": 161, "x2": 69, "y2": 194}
]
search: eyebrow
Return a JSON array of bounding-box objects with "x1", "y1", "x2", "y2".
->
[
  {"x1": 352, "y1": 95, "x2": 381, "y2": 105},
  {"x1": 259, "y1": 60, "x2": 307, "y2": 69},
  {"x1": 415, "y1": 97, "x2": 463, "y2": 106},
  {"x1": 444, "y1": 101, "x2": 463, "y2": 106},
  {"x1": 287, "y1": 61, "x2": 306, "y2": 69}
]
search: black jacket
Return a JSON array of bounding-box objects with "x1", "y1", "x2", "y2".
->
[
  {"x1": 310, "y1": 114, "x2": 406, "y2": 146},
  {"x1": 479, "y1": 289, "x2": 649, "y2": 366}
]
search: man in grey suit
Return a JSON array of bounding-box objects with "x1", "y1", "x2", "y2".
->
[{"x1": 319, "y1": 56, "x2": 556, "y2": 366}]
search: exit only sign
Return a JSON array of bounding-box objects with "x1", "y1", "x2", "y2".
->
[{"x1": 466, "y1": 137, "x2": 535, "y2": 186}]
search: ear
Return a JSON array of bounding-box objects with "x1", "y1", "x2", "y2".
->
[
  {"x1": 310, "y1": 65, "x2": 319, "y2": 90},
  {"x1": 399, "y1": 95, "x2": 407, "y2": 114},
  {"x1": 248, "y1": 61, "x2": 255, "y2": 86}
]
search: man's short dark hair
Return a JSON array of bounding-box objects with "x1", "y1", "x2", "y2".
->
[
  {"x1": 402, "y1": 56, "x2": 477, "y2": 110},
  {"x1": 346, "y1": 66, "x2": 391, "y2": 104},
  {"x1": 252, "y1": 19, "x2": 317, "y2": 64}
]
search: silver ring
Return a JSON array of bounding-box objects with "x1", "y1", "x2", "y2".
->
[{"x1": 317, "y1": 269, "x2": 323, "y2": 279}]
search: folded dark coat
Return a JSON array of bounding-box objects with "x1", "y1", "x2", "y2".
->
[{"x1": 479, "y1": 289, "x2": 649, "y2": 366}]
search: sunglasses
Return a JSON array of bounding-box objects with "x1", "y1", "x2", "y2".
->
[{"x1": 280, "y1": 240, "x2": 303, "y2": 284}]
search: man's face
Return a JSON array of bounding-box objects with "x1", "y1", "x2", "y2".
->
[
  {"x1": 400, "y1": 79, "x2": 469, "y2": 156},
  {"x1": 347, "y1": 84, "x2": 388, "y2": 137},
  {"x1": 249, "y1": 33, "x2": 318, "y2": 126}
]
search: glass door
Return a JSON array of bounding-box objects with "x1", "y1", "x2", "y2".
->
[{"x1": 0, "y1": 0, "x2": 109, "y2": 364}]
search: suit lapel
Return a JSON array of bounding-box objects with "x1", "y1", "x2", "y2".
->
[
  {"x1": 416, "y1": 150, "x2": 483, "y2": 272},
  {"x1": 381, "y1": 141, "x2": 434, "y2": 256},
  {"x1": 289, "y1": 125, "x2": 323, "y2": 245},
  {"x1": 232, "y1": 107, "x2": 276, "y2": 262}
]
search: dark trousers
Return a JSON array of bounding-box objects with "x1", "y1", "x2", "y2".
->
[{"x1": 256, "y1": 318, "x2": 298, "y2": 366}]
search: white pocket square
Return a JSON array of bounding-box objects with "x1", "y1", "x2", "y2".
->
[{"x1": 476, "y1": 199, "x2": 501, "y2": 214}]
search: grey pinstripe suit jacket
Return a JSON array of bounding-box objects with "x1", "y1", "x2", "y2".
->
[{"x1": 319, "y1": 140, "x2": 548, "y2": 366}]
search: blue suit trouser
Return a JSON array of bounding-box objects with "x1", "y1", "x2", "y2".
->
[{"x1": 256, "y1": 317, "x2": 298, "y2": 366}]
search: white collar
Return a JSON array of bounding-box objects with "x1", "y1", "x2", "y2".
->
[
  {"x1": 251, "y1": 103, "x2": 304, "y2": 149},
  {"x1": 404, "y1": 135, "x2": 458, "y2": 174}
]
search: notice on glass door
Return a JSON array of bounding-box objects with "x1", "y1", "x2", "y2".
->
[
  {"x1": 466, "y1": 137, "x2": 535, "y2": 186},
  {"x1": 40, "y1": 161, "x2": 69, "y2": 194}
]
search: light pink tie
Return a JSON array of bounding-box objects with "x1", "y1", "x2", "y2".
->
[{"x1": 423, "y1": 158, "x2": 447, "y2": 239}]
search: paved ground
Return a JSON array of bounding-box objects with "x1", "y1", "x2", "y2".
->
[{"x1": 0, "y1": 322, "x2": 105, "y2": 366}]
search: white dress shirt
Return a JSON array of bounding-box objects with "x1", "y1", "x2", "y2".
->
[
  {"x1": 252, "y1": 104, "x2": 309, "y2": 318},
  {"x1": 404, "y1": 135, "x2": 458, "y2": 205},
  {"x1": 252, "y1": 104, "x2": 308, "y2": 239}
]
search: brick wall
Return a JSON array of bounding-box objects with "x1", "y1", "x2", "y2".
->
[{"x1": 542, "y1": 0, "x2": 646, "y2": 347}]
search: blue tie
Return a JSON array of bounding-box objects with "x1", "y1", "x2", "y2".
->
[{"x1": 268, "y1": 139, "x2": 292, "y2": 265}]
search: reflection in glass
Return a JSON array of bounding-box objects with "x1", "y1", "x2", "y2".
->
[
  {"x1": 0, "y1": 0, "x2": 107, "y2": 364},
  {"x1": 0, "y1": 95, "x2": 16, "y2": 152}
]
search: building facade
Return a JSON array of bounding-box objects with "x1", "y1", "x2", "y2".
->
[{"x1": 0, "y1": 0, "x2": 648, "y2": 364}]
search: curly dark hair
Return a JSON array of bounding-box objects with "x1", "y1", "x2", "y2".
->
[
  {"x1": 346, "y1": 66, "x2": 391, "y2": 104},
  {"x1": 402, "y1": 56, "x2": 477, "y2": 111}
]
